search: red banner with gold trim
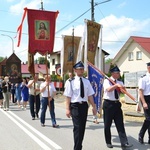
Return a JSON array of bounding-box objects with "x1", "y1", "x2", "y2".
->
[{"x1": 27, "y1": 9, "x2": 59, "y2": 55}]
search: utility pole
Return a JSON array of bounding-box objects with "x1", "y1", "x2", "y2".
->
[
  {"x1": 72, "y1": 27, "x2": 74, "y2": 75},
  {"x1": 91, "y1": 0, "x2": 112, "y2": 22},
  {"x1": 40, "y1": 0, "x2": 44, "y2": 10},
  {"x1": 91, "y1": 0, "x2": 95, "y2": 21}
]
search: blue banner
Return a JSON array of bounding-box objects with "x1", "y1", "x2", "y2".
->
[{"x1": 88, "y1": 64, "x2": 104, "y2": 113}]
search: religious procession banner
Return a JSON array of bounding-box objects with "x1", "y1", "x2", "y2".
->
[
  {"x1": 16, "y1": 8, "x2": 59, "y2": 76},
  {"x1": 62, "y1": 35, "x2": 81, "y2": 74},
  {"x1": 85, "y1": 20, "x2": 101, "y2": 64},
  {"x1": 88, "y1": 63, "x2": 104, "y2": 116},
  {"x1": 6, "y1": 53, "x2": 22, "y2": 83},
  {"x1": 27, "y1": 8, "x2": 59, "y2": 55}
]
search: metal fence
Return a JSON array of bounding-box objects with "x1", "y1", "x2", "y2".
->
[{"x1": 124, "y1": 71, "x2": 146, "y2": 104}]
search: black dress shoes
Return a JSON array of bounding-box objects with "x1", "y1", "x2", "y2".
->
[
  {"x1": 121, "y1": 143, "x2": 133, "y2": 148},
  {"x1": 106, "y1": 144, "x2": 113, "y2": 148},
  {"x1": 138, "y1": 136, "x2": 144, "y2": 144}
]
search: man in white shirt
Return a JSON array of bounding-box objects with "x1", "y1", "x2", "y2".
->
[
  {"x1": 138, "y1": 62, "x2": 150, "y2": 144},
  {"x1": 27, "y1": 75, "x2": 40, "y2": 120},
  {"x1": 64, "y1": 61, "x2": 96, "y2": 150},
  {"x1": 40, "y1": 75, "x2": 59, "y2": 127},
  {"x1": 103, "y1": 66, "x2": 132, "y2": 149}
]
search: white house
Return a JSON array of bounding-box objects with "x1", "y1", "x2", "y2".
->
[
  {"x1": 49, "y1": 51, "x2": 61, "y2": 75},
  {"x1": 112, "y1": 36, "x2": 150, "y2": 75}
]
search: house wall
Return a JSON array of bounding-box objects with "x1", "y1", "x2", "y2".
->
[
  {"x1": 116, "y1": 42, "x2": 150, "y2": 75},
  {"x1": 49, "y1": 53, "x2": 60, "y2": 75}
]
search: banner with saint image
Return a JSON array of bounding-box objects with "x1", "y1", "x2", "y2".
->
[
  {"x1": 86, "y1": 20, "x2": 101, "y2": 64},
  {"x1": 27, "y1": 8, "x2": 59, "y2": 55},
  {"x1": 62, "y1": 35, "x2": 81, "y2": 74}
]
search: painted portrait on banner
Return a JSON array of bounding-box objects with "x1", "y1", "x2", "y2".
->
[
  {"x1": 87, "y1": 20, "x2": 101, "y2": 64},
  {"x1": 35, "y1": 20, "x2": 50, "y2": 40},
  {"x1": 6, "y1": 62, "x2": 21, "y2": 83},
  {"x1": 6, "y1": 53, "x2": 22, "y2": 83},
  {"x1": 63, "y1": 36, "x2": 81, "y2": 73},
  {"x1": 67, "y1": 46, "x2": 74, "y2": 62}
]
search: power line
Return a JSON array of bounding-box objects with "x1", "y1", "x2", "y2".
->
[{"x1": 56, "y1": 8, "x2": 91, "y2": 34}]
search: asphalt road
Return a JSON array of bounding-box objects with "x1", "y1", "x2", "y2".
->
[{"x1": 0, "y1": 97, "x2": 149, "y2": 150}]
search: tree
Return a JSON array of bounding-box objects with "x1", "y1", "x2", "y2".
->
[
  {"x1": 38, "y1": 57, "x2": 45, "y2": 64},
  {"x1": 105, "y1": 58, "x2": 113, "y2": 64},
  {"x1": 38, "y1": 57, "x2": 50, "y2": 68},
  {"x1": 0, "y1": 56, "x2": 4, "y2": 62}
]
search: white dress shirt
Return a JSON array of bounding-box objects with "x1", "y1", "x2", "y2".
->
[
  {"x1": 28, "y1": 80, "x2": 40, "y2": 95},
  {"x1": 103, "y1": 77, "x2": 123, "y2": 101},
  {"x1": 138, "y1": 72, "x2": 150, "y2": 96},
  {"x1": 40, "y1": 82, "x2": 56, "y2": 97},
  {"x1": 64, "y1": 76, "x2": 94, "y2": 103}
]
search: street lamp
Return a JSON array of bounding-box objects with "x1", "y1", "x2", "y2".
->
[{"x1": 1, "y1": 34, "x2": 15, "y2": 53}]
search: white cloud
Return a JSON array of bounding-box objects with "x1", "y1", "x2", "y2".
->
[
  {"x1": 99, "y1": 14, "x2": 150, "y2": 57},
  {"x1": 54, "y1": 14, "x2": 150, "y2": 59}
]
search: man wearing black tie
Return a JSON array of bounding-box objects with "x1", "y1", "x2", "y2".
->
[
  {"x1": 64, "y1": 61, "x2": 96, "y2": 150},
  {"x1": 103, "y1": 66, "x2": 133, "y2": 149}
]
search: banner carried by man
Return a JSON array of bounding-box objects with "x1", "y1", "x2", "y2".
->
[
  {"x1": 62, "y1": 35, "x2": 81, "y2": 74},
  {"x1": 27, "y1": 8, "x2": 59, "y2": 55},
  {"x1": 88, "y1": 63, "x2": 104, "y2": 113},
  {"x1": 86, "y1": 20, "x2": 101, "y2": 65},
  {"x1": 76, "y1": 19, "x2": 101, "y2": 70},
  {"x1": 17, "y1": 8, "x2": 59, "y2": 75}
]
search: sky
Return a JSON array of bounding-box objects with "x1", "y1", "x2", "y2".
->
[{"x1": 0, "y1": 0, "x2": 150, "y2": 63}]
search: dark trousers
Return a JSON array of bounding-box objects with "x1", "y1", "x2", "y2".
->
[
  {"x1": 70, "y1": 102, "x2": 88, "y2": 150},
  {"x1": 29, "y1": 94, "x2": 40, "y2": 118},
  {"x1": 139, "y1": 95, "x2": 150, "y2": 139},
  {"x1": 11, "y1": 89, "x2": 16, "y2": 103},
  {"x1": 12, "y1": 93, "x2": 15, "y2": 103},
  {"x1": 103, "y1": 100, "x2": 128, "y2": 145}
]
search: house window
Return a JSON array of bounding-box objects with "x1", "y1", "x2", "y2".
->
[
  {"x1": 136, "y1": 51, "x2": 142, "y2": 60},
  {"x1": 52, "y1": 59, "x2": 55, "y2": 65},
  {"x1": 128, "y1": 52, "x2": 133, "y2": 61}
]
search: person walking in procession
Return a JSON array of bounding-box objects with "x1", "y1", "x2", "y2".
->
[
  {"x1": 21, "y1": 78, "x2": 29, "y2": 110},
  {"x1": 2, "y1": 76, "x2": 11, "y2": 111},
  {"x1": 138, "y1": 62, "x2": 150, "y2": 144},
  {"x1": 64, "y1": 61, "x2": 97, "y2": 150},
  {"x1": 27, "y1": 75, "x2": 40, "y2": 120},
  {"x1": 15, "y1": 82, "x2": 22, "y2": 108},
  {"x1": 40, "y1": 75, "x2": 59, "y2": 127},
  {"x1": 102, "y1": 66, "x2": 133, "y2": 149}
]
